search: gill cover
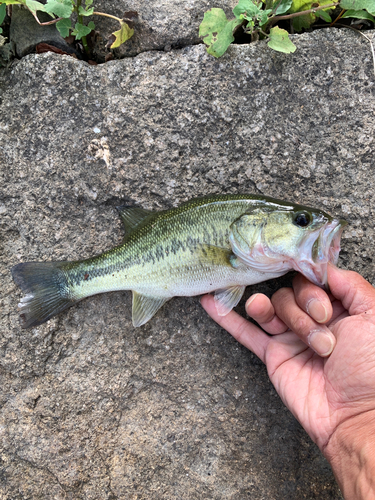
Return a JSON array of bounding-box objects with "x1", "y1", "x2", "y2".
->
[{"x1": 229, "y1": 208, "x2": 293, "y2": 274}]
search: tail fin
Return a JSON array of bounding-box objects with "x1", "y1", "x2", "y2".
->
[{"x1": 11, "y1": 262, "x2": 76, "y2": 329}]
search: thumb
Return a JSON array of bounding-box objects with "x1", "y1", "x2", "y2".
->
[{"x1": 327, "y1": 264, "x2": 375, "y2": 316}]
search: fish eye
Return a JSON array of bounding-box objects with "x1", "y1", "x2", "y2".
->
[{"x1": 293, "y1": 211, "x2": 311, "y2": 227}]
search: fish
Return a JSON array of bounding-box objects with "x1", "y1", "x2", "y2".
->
[{"x1": 11, "y1": 194, "x2": 347, "y2": 329}]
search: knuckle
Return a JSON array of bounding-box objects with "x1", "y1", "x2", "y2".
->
[
  {"x1": 291, "y1": 315, "x2": 309, "y2": 334},
  {"x1": 246, "y1": 295, "x2": 273, "y2": 323},
  {"x1": 272, "y1": 287, "x2": 292, "y2": 303},
  {"x1": 233, "y1": 318, "x2": 253, "y2": 345},
  {"x1": 260, "y1": 311, "x2": 275, "y2": 324}
]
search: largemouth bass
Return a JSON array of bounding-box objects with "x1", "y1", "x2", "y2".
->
[{"x1": 11, "y1": 194, "x2": 346, "y2": 329}]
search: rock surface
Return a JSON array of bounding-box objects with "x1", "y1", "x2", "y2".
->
[
  {"x1": 1, "y1": 28, "x2": 374, "y2": 499},
  {"x1": 9, "y1": 6, "x2": 77, "y2": 58}
]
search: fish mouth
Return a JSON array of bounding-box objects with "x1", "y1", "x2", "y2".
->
[{"x1": 293, "y1": 219, "x2": 347, "y2": 288}]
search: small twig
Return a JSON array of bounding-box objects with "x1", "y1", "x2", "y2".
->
[
  {"x1": 330, "y1": 8, "x2": 346, "y2": 26},
  {"x1": 269, "y1": 0, "x2": 286, "y2": 17},
  {"x1": 268, "y1": 2, "x2": 338, "y2": 26},
  {"x1": 76, "y1": 0, "x2": 89, "y2": 55},
  {"x1": 28, "y1": 9, "x2": 62, "y2": 26},
  {"x1": 92, "y1": 11, "x2": 122, "y2": 23}
]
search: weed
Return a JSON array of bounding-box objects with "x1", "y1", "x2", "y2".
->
[
  {"x1": 200, "y1": 0, "x2": 375, "y2": 56},
  {"x1": 0, "y1": 0, "x2": 134, "y2": 55}
]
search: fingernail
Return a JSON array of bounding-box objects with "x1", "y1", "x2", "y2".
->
[
  {"x1": 246, "y1": 294, "x2": 259, "y2": 308},
  {"x1": 308, "y1": 330, "x2": 335, "y2": 357},
  {"x1": 307, "y1": 299, "x2": 328, "y2": 323}
]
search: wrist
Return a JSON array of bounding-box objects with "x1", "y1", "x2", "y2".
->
[{"x1": 324, "y1": 410, "x2": 375, "y2": 500}]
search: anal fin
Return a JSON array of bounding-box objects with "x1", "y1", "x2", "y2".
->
[
  {"x1": 214, "y1": 285, "x2": 246, "y2": 316},
  {"x1": 132, "y1": 291, "x2": 170, "y2": 327}
]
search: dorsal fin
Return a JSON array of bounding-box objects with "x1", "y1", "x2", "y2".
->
[{"x1": 116, "y1": 206, "x2": 154, "y2": 233}]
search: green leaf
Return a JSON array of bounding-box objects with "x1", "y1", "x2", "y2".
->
[
  {"x1": 25, "y1": 0, "x2": 46, "y2": 14},
  {"x1": 318, "y1": 9, "x2": 332, "y2": 20},
  {"x1": 273, "y1": 0, "x2": 293, "y2": 14},
  {"x1": 0, "y1": 3, "x2": 6, "y2": 25},
  {"x1": 233, "y1": 0, "x2": 261, "y2": 19},
  {"x1": 291, "y1": 0, "x2": 336, "y2": 12},
  {"x1": 78, "y1": 5, "x2": 94, "y2": 16},
  {"x1": 85, "y1": 0, "x2": 93, "y2": 6},
  {"x1": 268, "y1": 26, "x2": 296, "y2": 52},
  {"x1": 292, "y1": 13, "x2": 314, "y2": 30},
  {"x1": 340, "y1": 0, "x2": 375, "y2": 12},
  {"x1": 258, "y1": 8, "x2": 273, "y2": 25},
  {"x1": 56, "y1": 17, "x2": 71, "y2": 37},
  {"x1": 289, "y1": 0, "x2": 334, "y2": 30},
  {"x1": 44, "y1": 0, "x2": 73, "y2": 18},
  {"x1": 207, "y1": 18, "x2": 243, "y2": 57},
  {"x1": 341, "y1": 7, "x2": 375, "y2": 19},
  {"x1": 288, "y1": 0, "x2": 316, "y2": 29},
  {"x1": 110, "y1": 20, "x2": 134, "y2": 48},
  {"x1": 71, "y1": 20, "x2": 95, "y2": 39},
  {"x1": 200, "y1": 8, "x2": 243, "y2": 57},
  {"x1": 0, "y1": 0, "x2": 23, "y2": 4},
  {"x1": 199, "y1": 8, "x2": 229, "y2": 42}
]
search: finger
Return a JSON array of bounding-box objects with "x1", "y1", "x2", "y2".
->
[
  {"x1": 329, "y1": 309, "x2": 349, "y2": 328},
  {"x1": 245, "y1": 293, "x2": 288, "y2": 335},
  {"x1": 272, "y1": 288, "x2": 336, "y2": 357},
  {"x1": 327, "y1": 264, "x2": 375, "y2": 315},
  {"x1": 330, "y1": 299, "x2": 347, "y2": 323},
  {"x1": 292, "y1": 274, "x2": 333, "y2": 324},
  {"x1": 200, "y1": 294, "x2": 270, "y2": 363}
]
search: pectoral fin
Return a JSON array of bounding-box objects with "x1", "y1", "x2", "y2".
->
[
  {"x1": 214, "y1": 285, "x2": 246, "y2": 316},
  {"x1": 132, "y1": 291, "x2": 170, "y2": 327}
]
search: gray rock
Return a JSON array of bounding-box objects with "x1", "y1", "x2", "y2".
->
[
  {"x1": 1, "y1": 28, "x2": 375, "y2": 498},
  {"x1": 9, "y1": 5, "x2": 77, "y2": 58},
  {"x1": 0, "y1": 36, "x2": 14, "y2": 68}
]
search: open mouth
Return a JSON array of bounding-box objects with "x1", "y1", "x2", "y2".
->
[
  {"x1": 314, "y1": 219, "x2": 347, "y2": 265},
  {"x1": 294, "y1": 219, "x2": 347, "y2": 288}
]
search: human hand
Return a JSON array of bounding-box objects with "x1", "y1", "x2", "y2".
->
[{"x1": 200, "y1": 264, "x2": 375, "y2": 455}]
